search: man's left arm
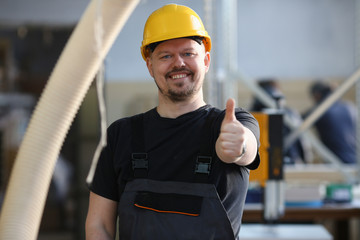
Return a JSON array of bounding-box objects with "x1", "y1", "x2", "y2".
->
[{"x1": 215, "y1": 98, "x2": 258, "y2": 166}]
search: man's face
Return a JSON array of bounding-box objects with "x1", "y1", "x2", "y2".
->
[{"x1": 146, "y1": 38, "x2": 210, "y2": 102}]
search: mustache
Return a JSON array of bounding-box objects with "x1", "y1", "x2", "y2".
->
[{"x1": 165, "y1": 67, "x2": 193, "y2": 78}]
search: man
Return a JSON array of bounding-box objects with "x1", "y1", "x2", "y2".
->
[
  {"x1": 308, "y1": 81, "x2": 357, "y2": 164},
  {"x1": 86, "y1": 4, "x2": 260, "y2": 239}
]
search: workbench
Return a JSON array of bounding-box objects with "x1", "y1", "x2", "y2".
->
[
  {"x1": 239, "y1": 224, "x2": 332, "y2": 240},
  {"x1": 243, "y1": 201, "x2": 360, "y2": 240}
]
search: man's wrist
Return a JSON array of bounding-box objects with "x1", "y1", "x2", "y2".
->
[{"x1": 238, "y1": 141, "x2": 246, "y2": 158}]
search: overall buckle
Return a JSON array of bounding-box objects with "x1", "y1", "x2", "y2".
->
[
  {"x1": 195, "y1": 156, "x2": 212, "y2": 175},
  {"x1": 132, "y1": 153, "x2": 148, "y2": 170}
]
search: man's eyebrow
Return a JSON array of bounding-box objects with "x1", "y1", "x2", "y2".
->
[
  {"x1": 155, "y1": 50, "x2": 171, "y2": 56},
  {"x1": 154, "y1": 46, "x2": 198, "y2": 57},
  {"x1": 182, "y1": 47, "x2": 196, "y2": 51}
]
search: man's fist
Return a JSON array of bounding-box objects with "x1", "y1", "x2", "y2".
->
[{"x1": 216, "y1": 98, "x2": 246, "y2": 163}]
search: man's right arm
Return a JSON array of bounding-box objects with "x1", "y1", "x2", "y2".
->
[{"x1": 86, "y1": 191, "x2": 118, "y2": 240}]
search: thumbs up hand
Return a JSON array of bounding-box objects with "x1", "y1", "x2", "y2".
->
[{"x1": 216, "y1": 98, "x2": 247, "y2": 164}]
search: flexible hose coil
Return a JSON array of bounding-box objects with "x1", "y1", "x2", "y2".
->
[{"x1": 0, "y1": 0, "x2": 139, "y2": 239}]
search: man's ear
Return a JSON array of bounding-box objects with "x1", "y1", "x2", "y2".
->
[
  {"x1": 204, "y1": 52, "x2": 211, "y2": 73},
  {"x1": 146, "y1": 57, "x2": 154, "y2": 77}
]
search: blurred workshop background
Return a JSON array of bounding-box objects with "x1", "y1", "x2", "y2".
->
[{"x1": 0, "y1": 0, "x2": 359, "y2": 239}]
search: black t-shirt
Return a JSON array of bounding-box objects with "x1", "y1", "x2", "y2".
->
[{"x1": 90, "y1": 105, "x2": 260, "y2": 235}]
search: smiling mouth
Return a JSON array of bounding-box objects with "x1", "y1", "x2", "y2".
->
[{"x1": 171, "y1": 74, "x2": 187, "y2": 79}]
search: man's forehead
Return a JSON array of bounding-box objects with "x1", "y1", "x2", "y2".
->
[{"x1": 155, "y1": 38, "x2": 204, "y2": 52}]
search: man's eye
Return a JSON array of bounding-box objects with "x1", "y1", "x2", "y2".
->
[
  {"x1": 184, "y1": 52, "x2": 195, "y2": 57},
  {"x1": 160, "y1": 55, "x2": 171, "y2": 59}
]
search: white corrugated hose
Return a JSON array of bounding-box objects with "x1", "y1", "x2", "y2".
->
[{"x1": 0, "y1": 0, "x2": 139, "y2": 239}]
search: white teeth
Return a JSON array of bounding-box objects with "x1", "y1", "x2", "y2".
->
[{"x1": 172, "y1": 74, "x2": 186, "y2": 79}]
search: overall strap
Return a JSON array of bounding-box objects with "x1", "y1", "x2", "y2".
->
[
  {"x1": 130, "y1": 108, "x2": 221, "y2": 181},
  {"x1": 131, "y1": 114, "x2": 148, "y2": 178},
  {"x1": 194, "y1": 108, "x2": 221, "y2": 183}
]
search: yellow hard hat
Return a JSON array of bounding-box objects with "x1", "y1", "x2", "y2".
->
[{"x1": 140, "y1": 4, "x2": 211, "y2": 60}]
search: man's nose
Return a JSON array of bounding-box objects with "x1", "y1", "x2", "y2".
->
[{"x1": 173, "y1": 54, "x2": 186, "y2": 68}]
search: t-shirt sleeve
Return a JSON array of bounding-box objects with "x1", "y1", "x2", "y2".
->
[
  {"x1": 235, "y1": 108, "x2": 261, "y2": 170},
  {"x1": 88, "y1": 124, "x2": 119, "y2": 201}
]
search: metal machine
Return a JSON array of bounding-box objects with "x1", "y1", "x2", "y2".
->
[{"x1": 250, "y1": 110, "x2": 285, "y2": 222}]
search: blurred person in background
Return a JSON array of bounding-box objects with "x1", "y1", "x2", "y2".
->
[
  {"x1": 306, "y1": 80, "x2": 357, "y2": 164},
  {"x1": 250, "y1": 79, "x2": 312, "y2": 164}
]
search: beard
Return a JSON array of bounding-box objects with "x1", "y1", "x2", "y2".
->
[
  {"x1": 155, "y1": 68, "x2": 201, "y2": 102},
  {"x1": 155, "y1": 79, "x2": 198, "y2": 102},
  {"x1": 167, "y1": 82, "x2": 197, "y2": 102}
]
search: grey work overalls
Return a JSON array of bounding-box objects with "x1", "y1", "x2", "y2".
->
[{"x1": 117, "y1": 110, "x2": 236, "y2": 239}]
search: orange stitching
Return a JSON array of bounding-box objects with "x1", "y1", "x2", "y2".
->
[{"x1": 134, "y1": 204, "x2": 199, "y2": 217}]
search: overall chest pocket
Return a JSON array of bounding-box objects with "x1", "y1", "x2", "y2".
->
[
  {"x1": 134, "y1": 191, "x2": 202, "y2": 216},
  {"x1": 118, "y1": 179, "x2": 235, "y2": 240}
]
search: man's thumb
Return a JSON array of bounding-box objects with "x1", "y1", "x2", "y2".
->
[{"x1": 224, "y1": 98, "x2": 236, "y2": 122}]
